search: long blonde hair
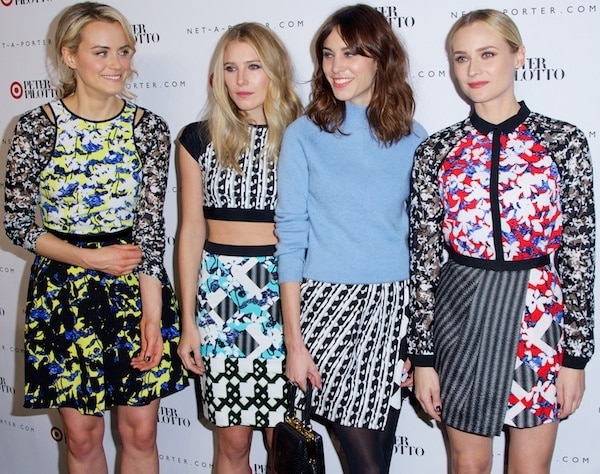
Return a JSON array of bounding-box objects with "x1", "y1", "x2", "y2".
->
[
  {"x1": 54, "y1": 2, "x2": 137, "y2": 99},
  {"x1": 208, "y1": 23, "x2": 303, "y2": 170}
]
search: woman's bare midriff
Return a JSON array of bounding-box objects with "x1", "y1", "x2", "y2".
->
[{"x1": 206, "y1": 219, "x2": 277, "y2": 246}]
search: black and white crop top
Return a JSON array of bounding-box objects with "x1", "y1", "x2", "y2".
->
[{"x1": 178, "y1": 121, "x2": 277, "y2": 222}]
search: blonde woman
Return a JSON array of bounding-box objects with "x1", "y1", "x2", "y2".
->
[
  {"x1": 409, "y1": 9, "x2": 594, "y2": 474},
  {"x1": 4, "y1": 3, "x2": 187, "y2": 473},
  {"x1": 176, "y1": 23, "x2": 302, "y2": 474}
]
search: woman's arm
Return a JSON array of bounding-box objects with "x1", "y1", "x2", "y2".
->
[
  {"x1": 175, "y1": 145, "x2": 206, "y2": 375},
  {"x1": 552, "y1": 124, "x2": 595, "y2": 368},
  {"x1": 275, "y1": 121, "x2": 321, "y2": 392},
  {"x1": 407, "y1": 137, "x2": 446, "y2": 366},
  {"x1": 35, "y1": 233, "x2": 141, "y2": 275},
  {"x1": 130, "y1": 109, "x2": 173, "y2": 370},
  {"x1": 131, "y1": 272, "x2": 164, "y2": 371},
  {"x1": 279, "y1": 282, "x2": 321, "y2": 392}
]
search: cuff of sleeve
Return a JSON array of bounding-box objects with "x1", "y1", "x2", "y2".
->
[
  {"x1": 276, "y1": 252, "x2": 304, "y2": 283},
  {"x1": 562, "y1": 354, "x2": 589, "y2": 369},
  {"x1": 409, "y1": 354, "x2": 435, "y2": 367},
  {"x1": 137, "y1": 261, "x2": 163, "y2": 281}
]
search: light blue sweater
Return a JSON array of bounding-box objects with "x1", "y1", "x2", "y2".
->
[{"x1": 275, "y1": 103, "x2": 426, "y2": 284}]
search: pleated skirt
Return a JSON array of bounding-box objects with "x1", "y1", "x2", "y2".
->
[
  {"x1": 434, "y1": 259, "x2": 563, "y2": 436},
  {"x1": 300, "y1": 279, "x2": 409, "y2": 430},
  {"x1": 24, "y1": 233, "x2": 188, "y2": 416}
]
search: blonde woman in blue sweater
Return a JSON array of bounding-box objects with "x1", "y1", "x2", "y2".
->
[{"x1": 275, "y1": 4, "x2": 426, "y2": 473}]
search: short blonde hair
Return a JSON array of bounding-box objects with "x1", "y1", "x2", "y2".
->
[{"x1": 54, "y1": 2, "x2": 137, "y2": 98}]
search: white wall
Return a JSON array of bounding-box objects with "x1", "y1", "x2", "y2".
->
[{"x1": 0, "y1": 0, "x2": 598, "y2": 472}]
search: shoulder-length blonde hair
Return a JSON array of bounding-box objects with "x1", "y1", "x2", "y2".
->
[
  {"x1": 306, "y1": 4, "x2": 415, "y2": 146},
  {"x1": 208, "y1": 22, "x2": 303, "y2": 170},
  {"x1": 54, "y1": 2, "x2": 137, "y2": 99}
]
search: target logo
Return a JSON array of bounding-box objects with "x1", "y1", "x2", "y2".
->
[
  {"x1": 10, "y1": 81, "x2": 23, "y2": 99},
  {"x1": 1, "y1": 0, "x2": 13, "y2": 7},
  {"x1": 50, "y1": 426, "x2": 64, "y2": 442}
]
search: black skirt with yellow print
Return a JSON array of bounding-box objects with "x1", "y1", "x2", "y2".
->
[{"x1": 23, "y1": 233, "x2": 188, "y2": 415}]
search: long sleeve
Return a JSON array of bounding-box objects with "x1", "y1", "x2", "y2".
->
[
  {"x1": 4, "y1": 107, "x2": 55, "y2": 252},
  {"x1": 550, "y1": 123, "x2": 595, "y2": 367},
  {"x1": 408, "y1": 120, "x2": 468, "y2": 366},
  {"x1": 274, "y1": 121, "x2": 310, "y2": 284},
  {"x1": 133, "y1": 109, "x2": 171, "y2": 280}
]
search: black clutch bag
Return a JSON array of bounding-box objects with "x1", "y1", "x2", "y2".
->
[{"x1": 273, "y1": 379, "x2": 325, "y2": 474}]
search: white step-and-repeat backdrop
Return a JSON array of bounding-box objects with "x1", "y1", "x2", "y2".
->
[{"x1": 0, "y1": 1, "x2": 598, "y2": 472}]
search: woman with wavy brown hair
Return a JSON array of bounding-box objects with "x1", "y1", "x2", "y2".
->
[{"x1": 275, "y1": 4, "x2": 426, "y2": 472}]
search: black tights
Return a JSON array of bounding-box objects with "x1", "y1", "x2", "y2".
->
[{"x1": 329, "y1": 408, "x2": 400, "y2": 474}]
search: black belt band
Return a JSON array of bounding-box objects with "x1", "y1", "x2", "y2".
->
[
  {"x1": 447, "y1": 248, "x2": 550, "y2": 271},
  {"x1": 204, "y1": 241, "x2": 276, "y2": 257},
  {"x1": 47, "y1": 227, "x2": 133, "y2": 243}
]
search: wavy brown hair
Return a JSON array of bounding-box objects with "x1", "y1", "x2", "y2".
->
[
  {"x1": 208, "y1": 23, "x2": 303, "y2": 170},
  {"x1": 306, "y1": 4, "x2": 415, "y2": 145}
]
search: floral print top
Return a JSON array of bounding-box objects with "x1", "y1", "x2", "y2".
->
[
  {"x1": 408, "y1": 103, "x2": 595, "y2": 367},
  {"x1": 4, "y1": 99, "x2": 172, "y2": 280}
]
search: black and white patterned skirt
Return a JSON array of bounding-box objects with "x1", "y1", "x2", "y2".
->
[
  {"x1": 197, "y1": 242, "x2": 287, "y2": 428},
  {"x1": 300, "y1": 279, "x2": 409, "y2": 430}
]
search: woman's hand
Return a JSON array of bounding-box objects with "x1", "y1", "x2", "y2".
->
[
  {"x1": 35, "y1": 233, "x2": 142, "y2": 276},
  {"x1": 131, "y1": 273, "x2": 164, "y2": 371},
  {"x1": 413, "y1": 366, "x2": 442, "y2": 422},
  {"x1": 556, "y1": 367, "x2": 585, "y2": 419},
  {"x1": 85, "y1": 244, "x2": 142, "y2": 276},
  {"x1": 131, "y1": 317, "x2": 164, "y2": 371},
  {"x1": 286, "y1": 344, "x2": 321, "y2": 393},
  {"x1": 400, "y1": 358, "x2": 413, "y2": 388},
  {"x1": 177, "y1": 325, "x2": 205, "y2": 375}
]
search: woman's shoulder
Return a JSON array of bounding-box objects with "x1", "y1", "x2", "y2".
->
[
  {"x1": 13, "y1": 102, "x2": 55, "y2": 135},
  {"x1": 410, "y1": 120, "x2": 428, "y2": 141},
  {"x1": 131, "y1": 103, "x2": 169, "y2": 131},
  {"x1": 284, "y1": 115, "x2": 320, "y2": 136},
  {"x1": 178, "y1": 120, "x2": 210, "y2": 158},
  {"x1": 17, "y1": 101, "x2": 53, "y2": 123},
  {"x1": 422, "y1": 118, "x2": 470, "y2": 145},
  {"x1": 180, "y1": 120, "x2": 209, "y2": 140},
  {"x1": 526, "y1": 110, "x2": 586, "y2": 139}
]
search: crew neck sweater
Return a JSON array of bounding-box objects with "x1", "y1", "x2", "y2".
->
[{"x1": 275, "y1": 103, "x2": 426, "y2": 284}]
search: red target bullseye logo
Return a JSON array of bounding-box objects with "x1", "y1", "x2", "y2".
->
[
  {"x1": 10, "y1": 81, "x2": 23, "y2": 99},
  {"x1": 1, "y1": 0, "x2": 14, "y2": 7}
]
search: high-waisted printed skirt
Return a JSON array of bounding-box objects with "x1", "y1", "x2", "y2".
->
[
  {"x1": 197, "y1": 242, "x2": 286, "y2": 428},
  {"x1": 24, "y1": 229, "x2": 188, "y2": 416},
  {"x1": 300, "y1": 279, "x2": 409, "y2": 430},
  {"x1": 434, "y1": 257, "x2": 564, "y2": 436}
]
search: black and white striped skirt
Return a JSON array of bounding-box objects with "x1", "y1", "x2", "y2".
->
[
  {"x1": 433, "y1": 258, "x2": 562, "y2": 436},
  {"x1": 300, "y1": 279, "x2": 409, "y2": 430}
]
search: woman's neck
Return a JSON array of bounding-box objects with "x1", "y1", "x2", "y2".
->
[
  {"x1": 473, "y1": 98, "x2": 521, "y2": 125},
  {"x1": 62, "y1": 93, "x2": 124, "y2": 121}
]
